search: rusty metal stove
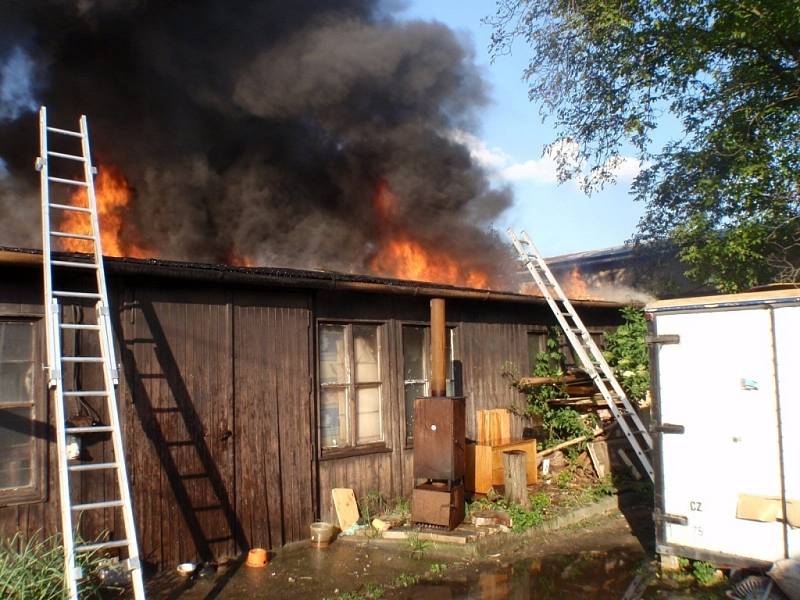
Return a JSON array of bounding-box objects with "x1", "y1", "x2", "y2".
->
[{"x1": 411, "y1": 298, "x2": 466, "y2": 530}]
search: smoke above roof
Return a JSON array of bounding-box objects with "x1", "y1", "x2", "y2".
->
[{"x1": 0, "y1": 0, "x2": 516, "y2": 287}]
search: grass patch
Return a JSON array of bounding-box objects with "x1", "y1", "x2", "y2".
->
[
  {"x1": 471, "y1": 490, "x2": 551, "y2": 533},
  {"x1": 692, "y1": 561, "x2": 718, "y2": 586},
  {"x1": 0, "y1": 531, "x2": 110, "y2": 599},
  {"x1": 392, "y1": 572, "x2": 420, "y2": 588},
  {"x1": 406, "y1": 531, "x2": 431, "y2": 558}
]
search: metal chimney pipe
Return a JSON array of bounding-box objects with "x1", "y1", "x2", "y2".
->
[{"x1": 430, "y1": 298, "x2": 446, "y2": 397}]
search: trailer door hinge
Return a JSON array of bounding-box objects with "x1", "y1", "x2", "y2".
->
[
  {"x1": 646, "y1": 334, "x2": 680, "y2": 345},
  {"x1": 652, "y1": 423, "x2": 685, "y2": 435},
  {"x1": 653, "y1": 509, "x2": 688, "y2": 526}
]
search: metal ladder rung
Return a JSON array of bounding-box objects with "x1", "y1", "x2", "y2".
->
[
  {"x1": 46, "y1": 125, "x2": 83, "y2": 138},
  {"x1": 68, "y1": 462, "x2": 118, "y2": 472},
  {"x1": 75, "y1": 539, "x2": 129, "y2": 553},
  {"x1": 53, "y1": 291, "x2": 102, "y2": 299},
  {"x1": 66, "y1": 426, "x2": 114, "y2": 434},
  {"x1": 48, "y1": 176, "x2": 88, "y2": 187},
  {"x1": 50, "y1": 231, "x2": 94, "y2": 241},
  {"x1": 49, "y1": 203, "x2": 91, "y2": 213},
  {"x1": 72, "y1": 500, "x2": 124, "y2": 511},
  {"x1": 60, "y1": 324, "x2": 101, "y2": 330},
  {"x1": 61, "y1": 356, "x2": 104, "y2": 363},
  {"x1": 51, "y1": 260, "x2": 97, "y2": 269},
  {"x1": 47, "y1": 150, "x2": 85, "y2": 162},
  {"x1": 63, "y1": 391, "x2": 108, "y2": 397}
]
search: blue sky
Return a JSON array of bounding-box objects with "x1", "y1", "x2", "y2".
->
[{"x1": 399, "y1": 1, "x2": 651, "y2": 257}]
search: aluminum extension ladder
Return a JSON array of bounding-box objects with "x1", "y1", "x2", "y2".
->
[
  {"x1": 507, "y1": 228, "x2": 654, "y2": 482},
  {"x1": 36, "y1": 106, "x2": 146, "y2": 600}
]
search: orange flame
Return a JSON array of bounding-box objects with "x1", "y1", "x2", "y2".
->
[
  {"x1": 368, "y1": 180, "x2": 490, "y2": 288},
  {"x1": 227, "y1": 252, "x2": 254, "y2": 267},
  {"x1": 371, "y1": 235, "x2": 489, "y2": 288},
  {"x1": 558, "y1": 266, "x2": 590, "y2": 299},
  {"x1": 58, "y1": 165, "x2": 151, "y2": 258}
]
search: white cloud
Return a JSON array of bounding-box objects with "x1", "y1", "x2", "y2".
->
[
  {"x1": 608, "y1": 155, "x2": 642, "y2": 180},
  {"x1": 501, "y1": 139, "x2": 583, "y2": 184},
  {"x1": 578, "y1": 155, "x2": 644, "y2": 191},
  {"x1": 448, "y1": 131, "x2": 641, "y2": 188},
  {"x1": 447, "y1": 129, "x2": 510, "y2": 169},
  {"x1": 501, "y1": 157, "x2": 558, "y2": 183}
]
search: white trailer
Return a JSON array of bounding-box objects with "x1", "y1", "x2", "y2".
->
[{"x1": 646, "y1": 289, "x2": 799, "y2": 568}]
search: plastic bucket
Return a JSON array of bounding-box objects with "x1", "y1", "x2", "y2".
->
[{"x1": 310, "y1": 521, "x2": 335, "y2": 548}]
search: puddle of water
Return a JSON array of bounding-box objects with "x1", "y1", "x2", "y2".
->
[
  {"x1": 145, "y1": 543, "x2": 728, "y2": 599},
  {"x1": 389, "y1": 547, "x2": 646, "y2": 599}
]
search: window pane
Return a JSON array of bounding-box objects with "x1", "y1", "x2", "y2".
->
[
  {"x1": 0, "y1": 407, "x2": 34, "y2": 489},
  {"x1": 320, "y1": 388, "x2": 348, "y2": 448},
  {"x1": 356, "y1": 385, "x2": 382, "y2": 444},
  {"x1": 0, "y1": 363, "x2": 36, "y2": 406},
  {"x1": 0, "y1": 322, "x2": 35, "y2": 362},
  {"x1": 353, "y1": 325, "x2": 379, "y2": 383},
  {"x1": 404, "y1": 382, "x2": 426, "y2": 439},
  {"x1": 319, "y1": 325, "x2": 347, "y2": 384},
  {"x1": 0, "y1": 322, "x2": 36, "y2": 406},
  {"x1": 402, "y1": 326, "x2": 426, "y2": 381}
]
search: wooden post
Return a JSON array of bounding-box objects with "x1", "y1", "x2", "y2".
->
[
  {"x1": 502, "y1": 450, "x2": 530, "y2": 509},
  {"x1": 430, "y1": 298, "x2": 446, "y2": 397}
]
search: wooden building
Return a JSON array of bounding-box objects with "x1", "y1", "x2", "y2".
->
[{"x1": 0, "y1": 246, "x2": 623, "y2": 569}]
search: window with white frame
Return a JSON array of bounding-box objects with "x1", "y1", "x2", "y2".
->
[
  {"x1": 0, "y1": 320, "x2": 43, "y2": 504},
  {"x1": 319, "y1": 323, "x2": 383, "y2": 450},
  {"x1": 402, "y1": 325, "x2": 454, "y2": 442}
]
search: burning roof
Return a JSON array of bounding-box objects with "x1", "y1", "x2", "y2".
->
[
  {"x1": 0, "y1": 245, "x2": 627, "y2": 308},
  {"x1": 0, "y1": 1, "x2": 517, "y2": 290}
]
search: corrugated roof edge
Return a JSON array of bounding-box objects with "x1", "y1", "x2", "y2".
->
[
  {"x1": 0, "y1": 246, "x2": 628, "y2": 308},
  {"x1": 646, "y1": 288, "x2": 800, "y2": 312}
]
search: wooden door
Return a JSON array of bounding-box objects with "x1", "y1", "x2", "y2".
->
[{"x1": 119, "y1": 285, "x2": 238, "y2": 567}]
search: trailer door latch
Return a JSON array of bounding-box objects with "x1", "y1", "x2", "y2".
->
[
  {"x1": 653, "y1": 423, "x2": 685, "y2": 434},
  {"x1": 653, "y1": 509, "x2": 688, "y2": 526},
  {"x1": 646, "y1": 334, "x2": 680, "y2": 345}
]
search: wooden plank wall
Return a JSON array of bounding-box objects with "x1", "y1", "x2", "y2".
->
[
  {"x1": 0, "y1": 265, "x2": 622, "y2": 566},
  {"x1": 233, "y1": 290, "x2": 314, "y2": 550},
  {"x1": 118, "y1": 283, "x2": 239, "y2": 566},
  {"x1": 316, "y1": 292, "x2": 622, "y2": 508},
  {"x1": 0, "y1": 269, "x2": 316, "y2": 570}
]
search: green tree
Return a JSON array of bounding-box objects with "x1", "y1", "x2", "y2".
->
[{"x1": 487, "y1": 0, "x2": 800, "y2": 291}]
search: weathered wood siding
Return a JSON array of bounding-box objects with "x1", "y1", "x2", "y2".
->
[
  {"x1": 315, "y1": 292, "x2": 622, "y2": 515},
  {"x1": 118, "y1": 283, "x2": 238, "y2": 566},
  {"x1": 233, "y1": 291, "x2": 314, "y2": 549},
  {"x1": 0, "y1": 262, "x2": 622, "y2": 564},
  {"x1": 0, "y1": 268, "x2": 315, "y2": 569}
]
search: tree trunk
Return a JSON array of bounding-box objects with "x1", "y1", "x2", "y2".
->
[{"x1": 503, "y1": 450, "x2": 530, "y2": 509}]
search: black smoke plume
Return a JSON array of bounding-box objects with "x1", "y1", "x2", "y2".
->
[{"x1": 0, "y1": 0, "x2": 516, "y2": 287}]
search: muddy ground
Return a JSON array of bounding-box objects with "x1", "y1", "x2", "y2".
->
[{"x1": 141, "y1": 501, "x2": 730, "y2": 599}]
